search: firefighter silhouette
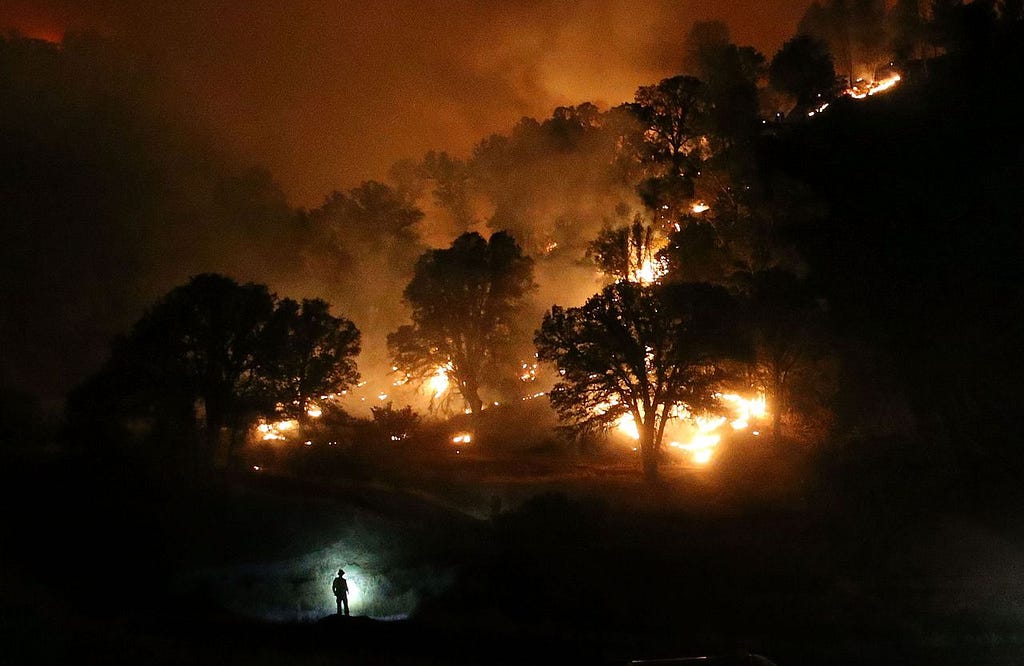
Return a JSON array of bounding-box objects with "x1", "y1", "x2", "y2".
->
[{"x1": 332, "y1": 569, "x2": 350, "y2": 616}]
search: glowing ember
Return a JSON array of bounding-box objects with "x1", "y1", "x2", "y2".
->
[
  {"x1": 691, "y1": 201, "x2": 710, "y2": 214},
  {"x1": 306, "y1": 404, "x2": 323, "y2": 418},
  {"x1": 807, "y1": 101, "x2": 830, "y2": 117},
  {"x1": 452, "y1": 433, "x2": 472, "y2": 444}
]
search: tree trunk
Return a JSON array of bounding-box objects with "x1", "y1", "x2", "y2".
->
[
  {"x1": 640, "y1": 421, "x2": 659, "y2": 481},
  {"x1": 463, "y1": 379, "x2": 484, "y2": 415},
  {"x1": 772, "y1": 370, "x2": 785, "y2": 444}
]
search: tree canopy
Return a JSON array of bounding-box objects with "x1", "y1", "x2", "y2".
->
[
  {"x1": 69, "y1": 274, "x2": 361, "y2": 469},
  {"x1": 389, "y1": 231, "x2": 536, "y2": 414},
  {"x1": 535, "y1": 281, "x2": 743, "y2": 479},
  {"x1": 262, "y1": 297, "x2": 362, "y2": 422},
  {"x1": 769, "y1": 35, "x2": 838, "y2": 109}
]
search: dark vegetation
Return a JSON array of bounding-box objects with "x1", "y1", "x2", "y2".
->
[{"x1": 3, "y1": 3, "x2": 1024, "y2": 664}]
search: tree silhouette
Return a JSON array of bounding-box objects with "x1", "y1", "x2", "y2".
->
[
  {"x1": 769, "y1": 35, "x2": 837, "y2": 109},
  {"x1": 262, "y1": 298, "x2": 361, "y2": 423},
  {"x1": 684, "y1": 21, "x2": 765, "y2": 150},
  {"x1": 632, "y1": 75, "x2": 707, "y2": 178},
  {"x1": 389, "y1": 231, "x2": 535, "y2": 414},
  {"x1": 71, "y1": 274, "x2": 361, "y2": 471},
  {"x1": 747, "y1": 269, "x2": 832, "y2": 442},
  {"x1": 586, "y1": 215, "x2": 660, "y2": 283},
  {"x1": 535, "y1": 282, "x2": 742, "y2": 479},
  {"x1": 131, "y1": 274, "x2": 276, "y2": 455}
]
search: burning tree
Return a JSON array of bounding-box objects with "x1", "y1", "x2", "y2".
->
[
  {"x1": 586, "y1": 215, "x2": 664, "y2": 285},
  {"x1": 388, "y1": 231, "x2": 535, "y2": 415},
  {"x1": 535, "y1": 281, "x2": 743, "y2": 479}
]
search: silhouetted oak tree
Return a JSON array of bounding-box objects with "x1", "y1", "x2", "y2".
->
[
  {"x1": 632, "y1": 75, "x2": 707, "y2": 177},
  {"x1": 769, "y1": 35, "x2": 837, "y2": 109},
  {"x1": 263, "y1": 297, "x2": 361, "y2": 422},
  {"x1": 536, "y1": 282, "x2": 741, "y2": 479},
  {"x1": 388, "y1": 231, "x2": 535, "y2": 414},
  {"x1": 129, "y1": 274, "x2": 275, "y2": 450},
  {"x1": 630, "y1": 75, "x2": 708, "y2": 222},
  {"x1": 74, "y1": 274, "x2": 361, "y2": 470}
]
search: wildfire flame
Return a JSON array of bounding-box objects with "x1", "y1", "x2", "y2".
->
[
  {"x1": 844, "y1": 73, "x2": 902, "y2": 100},
  {"x1": 428, "y1": 365, "x2": 451, "y2": 398},
  {"x1": 257, "y1": 418, "x2": 298, "y2": 441},
  {"x1": 632, "y1": 258, "x2": 665, "y2": 285},
  {"x1": 608, "y1": 392, "x2": 768, "y2": 466},
  {"x1": 616, "y1": 412, "x2": 640, "y2": 440}
]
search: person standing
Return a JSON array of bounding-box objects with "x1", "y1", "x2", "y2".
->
[{"x1": 332, "y1": 569, "x2": 350, "y2": 616}]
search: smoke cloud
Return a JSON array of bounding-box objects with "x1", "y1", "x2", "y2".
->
[
  {"x1": 0, "y1": 1, "x2": 813, "y2": 412},
  {"x1": 2, "y1": 1, "x2": 810, "y2": 205}
]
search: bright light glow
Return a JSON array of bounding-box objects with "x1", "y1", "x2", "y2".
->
[
  {"x1": 452, "y1": 433, "x2": 472, "y2": 444},
  {"x1": 256, "y1": 418, "x2": 299, "y2": 441},
  {"x1": 720, "y1": 392, "x2": 766, "y2": 422},
  {"x1": 592, "y1": 389, "x2": 769, "y2": 466},
  {"x1": 306, "y1": 404, "x2": 323, "y2": 418},
  {"x1": 616, "y1": 413, "x2": 640, "y2": 440},
  {"x1": 427, "y1": 365, "x2": 451, "y2": 398},
  {"x1": 609, "y1": 391, "x2": 771, "y2": 465},
  {"x1": 691, "y1": 201, "x2": 710, "y2": 214},
  {"x1": 695, "y1": 414, "x2": 727, "y2": 432},
  {"x1": 669, "y1": 428, "x2": 721, "y2": 465},
  {"x1": 669, "y1": 393, "x2": 767, "y2": 463},
  {"x1": 631, "y1": 258, "x2": 666, "y2": 285}
]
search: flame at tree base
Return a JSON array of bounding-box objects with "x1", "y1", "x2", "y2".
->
[{"x1": 611, "y1": 392, "x2": 768, "y2": 466}]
